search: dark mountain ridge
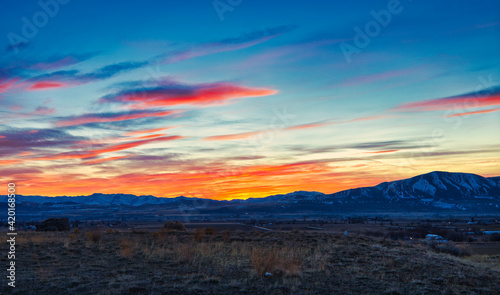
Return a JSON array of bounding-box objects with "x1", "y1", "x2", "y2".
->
[{"x1": 2, "y1": 171, "x2": 499, "y2": 213}]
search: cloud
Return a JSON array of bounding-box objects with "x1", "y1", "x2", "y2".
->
[
  {"x1": 283, "y1": 121, "x2": 332, "y2": 131},
  {"x1": 288, "y1": 140, "x2": 430, "y2": 155},
  {"x1": 33, "y1": 106, "x2": 55, "y2": 115},
  {"x1": 158, "y1": 25, "x2": 296, "y2": 63},
  {"x1": 393, "y1": 86, "x2": 500, "y2": 112},
  {"x1": 0, "y1": 128, "x2": 84, "y2": 157},
  {"x1": 205, "y1": 115, "x2": 388, "y2": 141},
  {"x1": 365, "y1": 149, "x2": 399, "y2": 154},
  {"x1": 5, "y1": 42, "x2": 29, "y2": 52},
  {"x1": 446, "y1": 107, "x2": 500, "y2": 117},
  {"x1": 204, "y1": 131, "x2": 261, "y2": 141},
  {"x1": 101, "y1": 81, "x2": 277, "y2": 108},
  {"x1": 28, "y1": 61, "x2": 148, "y2": 86},
  {"x1": 55, "y1": 110, "x2": 177, "y2": 127},
  {"x1": 37, "y1": 135, "x2": 185, "y2": 161},
  {"x1": 0, "y1": 167, "x2": 42, "y2": 177},
  {"x1": 125, "y1": 127, "x2": 176, "y2": 136},
  {"x1": 0, "y1": 78, "x2": 19, "y2": 93},
  {"x1": 27, "y1": 81, "x2": 68, "y2": 91},
  {"x1": 83, "y1": 155, "x2": 134, "y2": 165},
  {"x1": 28, "y1": 52, "x2": 99, "y2": 70},
  {"x1": 339, "y1": 67, "x2": 420, "y2": 87},
  {"x1": 79, "y1": 61, "x2": 148, "y2": 80}
]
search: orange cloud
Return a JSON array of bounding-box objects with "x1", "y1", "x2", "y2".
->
[
  {"x1": 284, "y1": 122, "x2": 332, "y2": 131},
  {"x1": 0, "y1": 159, "x2": 21, "y2": 166},
  {"x1": 204, "y1": 131, "x2": 261, "y2": 141},
  {"x1": 446, "y1": 108, "x2": 500, "y2": 117},
  {"x1": 7, "y1": 158, "x2": 388, "y2": 200},
  {"x1": 107, "y1": 83, "x2": 277, "y2": 108},
  {"x1": 125, "y1": 127, "x2": 176, "y2": 136},
  {"x1": 366, "y1": 149, "x2": 399, "y2": 154}
]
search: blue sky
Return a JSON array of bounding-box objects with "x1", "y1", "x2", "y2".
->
[{"x1": 0, "y1": 0, "x2": 499, "y2": 199}]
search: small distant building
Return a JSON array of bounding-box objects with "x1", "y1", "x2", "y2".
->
[{"x1": 425, "y1": 234, "x2": 447, "y2": 242}]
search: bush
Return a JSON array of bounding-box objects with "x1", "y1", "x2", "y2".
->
[
  {"x1": 120, "y1": 239, "x2": 135, "y2": 258},
  {"x1": 251, "y1": 247, "x2": 279, "y2": 276},
  {"x1": 222, "y1": 230, "x2": 230, "y2": 243},
  {"x1": 205, "y1": 227, "x2": 216, "y2": 236},
  {"x1": 85, "y1": 230, "x2": 102, "y2": 243},
  {"x1": 163, "y1": 221, "x2": 186, "y2": 231},
  {"x1": 193, "y1": 228, "x2": 204, "y2": 242}
]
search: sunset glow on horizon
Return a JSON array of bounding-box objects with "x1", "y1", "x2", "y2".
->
[{"x1": 1, "y1": 0, "x2": 499, "y2": 200}]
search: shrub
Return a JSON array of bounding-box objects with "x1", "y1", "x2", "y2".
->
[
  {"x1": 279, "y1": 249, "x2": 303, "y2": 276},
  {"x1": 251, "y1": 247, "x2": 279, "y2": 276},
  {"x1": 222, "y1": 230, "x2": 230, "y2": 243},
  {"x1": 193, "y1": 228, "x2": 204, "y2": 242},
  {"x1": 73, "y1": 228, "x2": 80, "y2": 234},
  {"x1": 205, "y1": 227, "x2": 216, "y2": 236},
  {"x1": 85, "y1": 230, "x2": 102, "y2": 243},
  {"x1": 163, "y1": 221, "x2": 186, "y2": 231},
  {"x1": 120, "y1": 239, "x2": 135, "y2": 258},
  {"x1": 177, "y1": 244, "x2": 195, "y2": 263}
]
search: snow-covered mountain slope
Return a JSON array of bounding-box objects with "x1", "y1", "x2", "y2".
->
[{"x1": 250, "y1": 172, "x2": 500, "y2": 211}]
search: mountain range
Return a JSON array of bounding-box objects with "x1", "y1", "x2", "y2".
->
[{"x1": 2, "y1": 171, "x2": 500, "y2": 214}]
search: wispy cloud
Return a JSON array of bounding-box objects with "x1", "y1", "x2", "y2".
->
[
  {"x1": 125, "y1": 127, "x2": 177, "y2": 136},
  {"x1": 393, "y1": 86, "x2": 500, "y2": 112},
  {"x1": 31, "y1": 61, "x2": 148, "y2": 84},
  {"x1": 28, "y1": 52, "x2": 99, "y2": 70},
  {"x1": 446, "y1": 107, "x2": 500, "y2": 117},
  {"x1": 204, "y1": 115, "x2": 389, "y2": 141},
  {"x1": 36, "y1": 135, "x2": 185, "y2": 161},
  {"x1": 55, "y1": 110, "x2": 178, "y2": 127},
  {"x1": 158, "y1": 26, "x2": 296, "y2": 63},
  {"x1": 27, "y1": 81, "x2": 68, "y2": 91},
  {"x1": 204, "y1": 131, "x2": 261, "y2": 141}
]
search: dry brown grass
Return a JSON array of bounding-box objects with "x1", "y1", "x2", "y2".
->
[
  {"x1": 2, "y1": 230, "x2": 500, "y2": 294},
  {"x1": 193, "y1": 228, "x2": 205, "y2": 242},
  {"x1": 251, "y1": 246, "x2": 280, "y2": 276},
  {"x1": 85, "y1": 230, "x2": 102, "y2": 244},
  {"x1": 119, "y1": 239, "x2": 136, "y2": 258}
]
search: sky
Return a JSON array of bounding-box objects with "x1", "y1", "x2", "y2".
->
[{"x1": 0, "y1": 0, "x2": 499, "y2": 200}]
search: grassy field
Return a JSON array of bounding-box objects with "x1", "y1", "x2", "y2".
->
[{"x1": 1, "y1": 228, "x2": 500, "y2": 294}]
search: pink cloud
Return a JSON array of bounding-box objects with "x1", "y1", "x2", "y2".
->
[
  {"x1": 446, "y1": 107, "x2": 500, "y2": 117},
  {"x1": 28, "y1": 81, "x2": 67, "y2": 91}
]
